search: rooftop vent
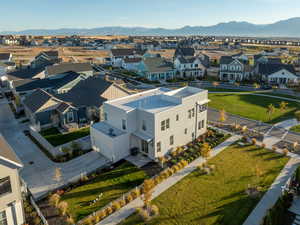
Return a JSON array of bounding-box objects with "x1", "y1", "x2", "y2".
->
[{"x1": 109, "y1": 128, "x2": 116, "y2": 137}]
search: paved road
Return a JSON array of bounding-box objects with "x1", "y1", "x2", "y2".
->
[
  {"x1": 0, "y1": 97, "x2": 109, "y2": 200},
  {"x1": 207, "y1": 108, "x2": 300, "y2": 144}
]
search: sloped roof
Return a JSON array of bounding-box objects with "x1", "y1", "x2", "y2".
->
[
  {"x1": 0, "y1": 134, "x2": 22, "y2": 168},
  {"x1": 220, "y1": 56, "x2": 247, "y2": 65},
  {"x1": 143, "y1": 57, "x2": 174, "y2": 73},
  {"x1": 174, "y1": 48, "x2": 195, "y2": 57},
  {"x1": 36, "y1": 51, "x2": 59, "y2": 59},
  {"x1": 123, "y1": 58, "x2": 142, "y2": 63},
  {"x1": 56, "y1": 77, "x2": 114, "y2": 108},
  {"x1": 46, "y1": 63, "x2": 92, "y2": 76},
  {"x1": 6, "y1": 67, "x2": 46, "y2": 81},
  {"x1": 258, "y1": 63, "x2": 296, "y2": 76},
  {"x1": 23, "y1": 89, "x2": 57, "y2": 113},
  {"x1": 15, "y1": 71, "x2": 81, "y2": 92},
  {"x1": 111, "y1": 49, "x2": 146, "y2": 57},
  {"x1": 0, "y1": 53, "x2": 11, "y2": 61}
]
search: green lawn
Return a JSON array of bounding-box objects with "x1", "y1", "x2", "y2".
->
[
  {"x1": 120, "y1": 144, "x2": 289, "y2": 225},
  {"x1": 62, "y1": 162, "x2": 148, "y2": 222},
  {"x1": 40, "y1": 127, "x2": 90, "y2": 146},
  {"x1": 291, "y1": 125, "x2": 300, "y2": 133},
  {"x1": 209, "y1": 93, "x2": 300, "y2": 123},
  {"x1": 206, "y1": 87, "x2": 249, "y2": 92},
  {"x1": 257, "y1": 92, "x2": 300, "y2": 101}
]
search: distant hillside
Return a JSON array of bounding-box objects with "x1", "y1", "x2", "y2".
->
[{"x1": 1, "y1": 17, "x2": 300, "y2": 37}]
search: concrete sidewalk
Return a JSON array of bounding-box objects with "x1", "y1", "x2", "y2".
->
[
  {"x1": 243, "y1": 158, "x2": 300, "y2": 225},
  {"x1": 97, "y1": 135, "x2": 240, "y2": 225}
]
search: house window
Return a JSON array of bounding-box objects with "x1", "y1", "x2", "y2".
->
[
  {"x1": 157, "y1": 142, "x2": 161, "y2": 152},
  {"x1": 0, "y1": 177, "x2": 12, "y2": 197},
  {"x1": 142, "y1": 120, "x2": 147, "y2": 131},
  {"x1": 176, "y1": 114, "x2": 179, "y2": 121},
  {"x1": 122, "y1": 119, "x2": 126, "y2": 130},
  {"x1": 192, "y1": 108, "x2": 195, "y2": 117},
  {"x1": 166, "y1": 119, "x2": 170, "y2": 129},
  {"x1": 0, "y1": 211, "x2": 7, "y2": 225},
  {"x1": 202, "y1": 120, "x2": 205, "y2": 129},
  {"x1": 170, "y1": 135, "x2": 174, "y2": 145},
  {"x1": 184, "y1": 128, "x2": 188, "y2": 134},
  {"x1": 192, "y1": 132, "x2": 195, "y2": 139},
  {"x1": 188, "y1": 110, "x2": 191, "y2": 119},
  {"x1": 161, "y1": 120, "x2": 165, "y2": 131},
  {"x1": 104, "y1": 112, "x2": 108, "y2": 121},
  {"x1": 67, "y1": 111, "x2": 74, "y2": 123},
  {"x1": 195, "y1": 64, "x2": 198, "y2": 68},
  {"x1": 198, "y1": 121, "x2": 201, "y2": 130}
]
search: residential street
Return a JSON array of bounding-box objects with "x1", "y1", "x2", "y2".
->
[{"x1": 0, "y1": 96, "x2": 109, "y2": 200}]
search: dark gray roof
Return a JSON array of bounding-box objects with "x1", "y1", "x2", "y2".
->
[
  {"x1": 123, "y1": 58, "x2": 142, "y2": 63},
  {"x1": 174, "y1": 48, "x2": 195, "y2": 57},
  {"x1": 258, "y1": 63, "x2": 296, "y2": 76},
  {"x1": 23, "y1": 89, "x2": 55, "y2": 113},
  {"x1": 15, "y1": 71, "x2": 81, "y2": 92},
  {"x1": 36, "y1": 51, "x2": 59, "y2": 59},
  {"x1": 56, "y1": 77, "x2": 115, "y2": 108},
  {"x1": 56, "y1": 102, "x2": 72, "y2": 113},
  {"x1": 267, "y1": 58, "x2": 282, "y2": 64},
  {"x1": 0, "y1": 134, "x2": 22, "y2": 167},
  {"x1": 220, "y1": 56, "x2": 247, "y2": 65},
  {"x1": 0, "y1": 53, "x2": 11, "y2": 61},
  {"x1": 6, "y1": 67, "x2": 46, "y2": 81},
  {"x1": 111, "y1": 49, "x2": 146, "y2": 57},
  {"x1": 46, "y1": 63, "x2": 92, "y2": 76},
  {"x1": 143, "y1": 57, "x2": 174, "y2": 73}
]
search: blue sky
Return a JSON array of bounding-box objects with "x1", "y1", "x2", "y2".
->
[{"x1": 1, "y1": 0, "x2": 300, "y2": 31}]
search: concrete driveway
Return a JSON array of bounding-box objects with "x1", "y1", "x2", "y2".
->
[{"x1": 0, "y1": 97, "x2": 109, "y2": 200}]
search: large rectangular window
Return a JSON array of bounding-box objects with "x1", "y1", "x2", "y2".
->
[
  {"x1": 161, "y1": 120, "x2": 165, "y2": 131},
  {"x1": 0, "y1": 211, "x2": 7, "y2": 225},
  {"x1": 0, "y1": 177, "x2": 12, "y2": 197},
  {"x1": 166, "y1": 119, "x2": 170, "y2": 129}
]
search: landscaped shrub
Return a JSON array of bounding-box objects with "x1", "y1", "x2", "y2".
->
[
  {"x1": 272, "y1": 146, "x2": 277, "y2": 151},
  {"x1": 58, "y1": 201, "x2": 68, "y2": 215},
  {"x1": 283, "y1": 148, "x2": 289, "y2": 156},
  {"x1": 131, "y1": 188, "x2": 141, "y2": 199},
  {"x1": 126, "y1": 194, "x2": 133, "y2": 203},
  {"x1": 49, "y1": 193, "x2": 60, "y2": 207},
  {"x1": 252, "y1": 138, "x2": 257, "y2": 145},
  {"x1": 105, "y1": 206, "x2": 113, "y2": 215},
  {"x1": 150, "y1": 204, "x2": 159, "y2": 216},
  {"x1": 136, "y1": 207, "x2": 151, "y2": 221},
  {"x1": 112, "y1": 201, "x2": 121, "y2": 211}
]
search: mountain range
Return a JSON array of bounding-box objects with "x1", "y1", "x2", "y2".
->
[{"x1": 1, "y1": 17, "x2": 300, "y2": 37}]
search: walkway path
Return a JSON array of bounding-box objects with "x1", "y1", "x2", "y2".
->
[
  {"x1": 97, "y1": 135, "x2": 241, "y2": 225},
  {"x1": 243, "y1": 158, "x2": 300, "y2": 225}
]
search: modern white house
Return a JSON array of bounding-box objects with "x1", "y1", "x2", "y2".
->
[
  {"x1": 174, "y1": 57, "x2": 206, "y2": 78},
  {"x1": 90, "y1": 86, "x2": 209, "y2": 162},
  {"x1": 0, "y1": 134, "x2": 24, "y2": 225}
]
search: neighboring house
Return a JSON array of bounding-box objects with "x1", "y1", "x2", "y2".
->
[
  {"x1": 0, "y1": 53, "x2": 12, "y2": 63},
  {"x1": 90, "y1": 86, "x2": 209, "y2": 163},
  {"x1": 23, "y1": 77, "x2": 130, "y2": 130},
  {"x1": 44, "y1": 63, "x2": 93, "y2": 78},
  {"x1": 110, "y1": 49, "x2": 146, "y2": 67},
  {"x1": 121, "y1": 58, "x2": 142, "y2": 71},
  {"x1": 231, "y1": 52, "x2": 249, "y2": 62},
  {"x1": 23, "y1": 89, "x2": 79, "y2": 130},
  {"x1": 0, "y1": 134, "x2": 24, "y2": 225},
  {"x1": 219, "y1": 56, "x2": 252, "y2": 82},
  {"x1": 30, "y1": 50, "x2": 60, "y2": 69},
  {"x1": 13, "y1": 71, "x2": 86, "y2": 96},
  {"x1": 256, "y1": 63, "x2": 298, "y2": 85},
  {"x1": 0, "y1": 62, "x2": 16, "y2": 77},
  {"x1": 174, "y1": 48, "x2": 195, "y2": 58},
  {"x1": 137, "y1": 57, "x2": 175, "y2": 81},
  {"x1": 174, "y1": 56, "x2": 206, "y2": 78}
]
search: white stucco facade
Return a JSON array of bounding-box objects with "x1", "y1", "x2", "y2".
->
[
  {"x1": 267, "y1": 69, "x2": 298, "y2": 84},
  {"x1": 91, "y1": 86, "x2": 209, "y2": 162}
]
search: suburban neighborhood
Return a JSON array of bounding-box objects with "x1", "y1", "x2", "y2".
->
[{"x1": 1, "y1": 2, "x2": 300, "y2": 225}]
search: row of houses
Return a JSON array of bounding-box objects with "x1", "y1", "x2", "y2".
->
[
  {"x1": 109, "y1": 47, "x2": 210, "y2": 81},
  {"x1": 219, "y1": 53, "x2": 299, "y2": 85}
]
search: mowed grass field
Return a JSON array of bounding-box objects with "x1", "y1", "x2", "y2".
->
[
  {"x1": 62, "y1": 162, "x2": 148, "y2": 222},
  {"x1": 291, "y1": 125, "x2": 300, "y2": 133},
  {"x1": 120, "y1": 144, "x2": 289, "y2": 225},
  {"x1": 208, "y1": 93, "x2": 300, "y2": 123}
]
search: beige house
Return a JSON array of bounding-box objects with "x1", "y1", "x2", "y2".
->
[{"x1": 0, "y1": 134, "x2": 24, "y2": 225}]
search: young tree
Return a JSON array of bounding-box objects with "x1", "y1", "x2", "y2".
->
[
  {"x1": 141, "y1": 179, "x2": 155, "y2": 213},
  {"x1": 253, "y1": 83, "x2": 260, "y2": 89},
  {"x1": 53, "y1": 167, "x2": 62, "y2": 183},
  {"x1": 49, "y1": 193, "x2": 60, "y2": 207},
  {"x1": 58, "y1": 201, "x2": 68, "y2": 215},
  {"x1": 219, "y1": 109, "x2": 227, "y2": 123},
  {"x1": 267, "y1": 104, "x2": 275, "y2": 120},
  {"x1": 279, "y1": 101, "x2": 288, "y2": 112},
  {"x1": 212, "y1": 81, "x2": 219, "y2": 88},
  {"x1": 201, "y1": 142, "x2": 212, "y2": 159}
]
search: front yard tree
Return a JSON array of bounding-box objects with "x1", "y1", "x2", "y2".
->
[
  {"x1": 279, "y1": 101, "x2": 288, "y2": 112},
  {"x1": 219, "y1": 109, "x2": 227, "y2": 124},
  {"x1": 267, "y1": 104, "x2": 275, "y2": 120},
  {"x1": 201, "y1": 142, "x2": 212, "y2": 160},
  {"x1": 142, "y1": 179, "x2": 155, "y2": 213}
]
